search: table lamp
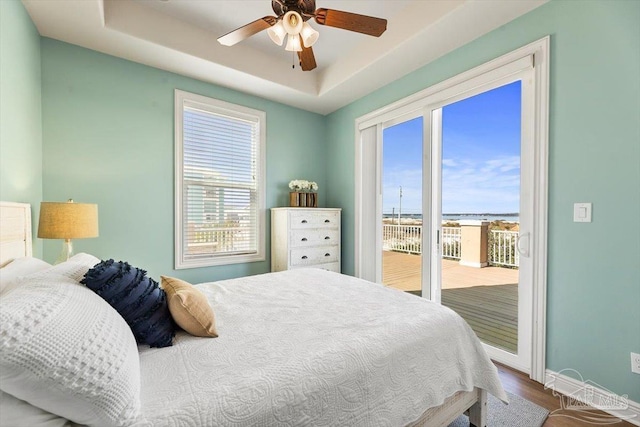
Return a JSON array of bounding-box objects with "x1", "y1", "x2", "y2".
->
[{"x1": 38, "y1": 199, "x2": 99, "y2": 263}]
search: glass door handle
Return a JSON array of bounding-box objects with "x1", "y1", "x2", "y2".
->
[{"x1": 516, "y1": 232, "x2": 530, "y2": 258}]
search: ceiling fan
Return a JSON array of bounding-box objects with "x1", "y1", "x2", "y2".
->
[{"x1": 217, "y1": 0, "x2": 388, "y2": 71}]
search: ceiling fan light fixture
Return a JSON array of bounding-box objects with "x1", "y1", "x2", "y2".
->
[
  {"x1": 300, "y1": 22, "x2": 319, "y2": 48},
  {"x1": 267, "y1": 20, "x2": 286, "y2": 46},
  {"x1": 216, "y1": 0, "x2": 388, "y2": 72},
  {"x1": 285, "y1": 34, "x2": 302, "y2": 52},
  {"x1": 282, "y1": 11, "x2": 303, "y2": 35}
]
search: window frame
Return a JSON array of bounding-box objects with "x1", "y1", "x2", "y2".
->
[{"x1": 174, "y1": 89, "x2": 266, "y2": 269}]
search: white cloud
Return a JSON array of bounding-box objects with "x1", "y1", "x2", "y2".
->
[
  {"x1": 442, "y1": 156, "x2": 520, "y2": 212},
  {"x1": 383, "y1": 156, "x2": 521, "y2": 214}
]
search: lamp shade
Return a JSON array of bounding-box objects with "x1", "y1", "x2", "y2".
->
[
  {"x1": 282, "y1": 11, "x2": 303, "y2": 35},
  {"x1": 285, "y1": 34, "x2": 302, "y2": 52},
  {"x1": 38, "y1": 201, "x2": 99, "y2": 239},
  {"x1": 267, "y1": 21, "x2": 286, "y2": 46},
  {"x1": 300, "y1": 22, "x2": 319, "y2": 48}
]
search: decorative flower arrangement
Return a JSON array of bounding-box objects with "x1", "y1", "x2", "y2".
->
[
  {"x1": 289, "y1": 180, "x2": 318, "y2": 192},
  {"x1": 288, "y1": 179, "x2": 318, "y2": 207}
]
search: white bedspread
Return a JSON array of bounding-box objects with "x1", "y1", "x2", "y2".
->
[{"x1": 133, "y1": 269, "x2": 507, "y2": 426}]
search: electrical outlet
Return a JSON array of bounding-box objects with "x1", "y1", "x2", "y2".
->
[{"x1": 632, "y1": 352, "x2": 640, "y2": 375}]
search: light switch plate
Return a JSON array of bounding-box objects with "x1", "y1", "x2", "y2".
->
[{"x1": 574, "y1": 203, "x2": 592, "y2": 222}]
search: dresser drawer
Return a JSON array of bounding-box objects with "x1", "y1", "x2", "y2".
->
[
  {"x1": 290, "y1": 228, "x2": 339, "y2": 248},
  {"x1": 290, "y1": 246, "x2": 339, "y2": 266},
  {"x1": 289, "y1": 210, "x2": 339, "y2": 229}
]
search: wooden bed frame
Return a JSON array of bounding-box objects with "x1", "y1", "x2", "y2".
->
[
  {"x1": 412, "y1": 388, "x2": 487, "y2": 427},
  {"x1": 0, "y1": 201, "x2": 488, "y2": 427}
]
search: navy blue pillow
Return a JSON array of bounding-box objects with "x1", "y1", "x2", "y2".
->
[{"x1": 81, "y1": 259, "x2": 175, "y2": 348}]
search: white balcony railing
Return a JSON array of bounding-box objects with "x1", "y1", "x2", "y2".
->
[
  {"x1": 382, "y1": 224, "x2": 422, "y2": 255},
  {"x1": 489, "y1": 229, "x2": 519, "y2": 267},
  {"x1": 442, "y1": 227, "x2": 461, "y2": 259},
  {"x1": 382, "y1": 224, "x2": 519, "y2": 267}
]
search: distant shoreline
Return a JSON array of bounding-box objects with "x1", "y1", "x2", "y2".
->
[
  {"x1": 444, "y1": 213, "x2": 518, "y2": 217},
  {"x1": 382, "y1": 213, "x2": 520, "y2": 222},
  {"x1": 382, "y1": 213, "x2": 519, "y2": 217}
]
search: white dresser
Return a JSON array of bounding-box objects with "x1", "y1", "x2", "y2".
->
[{"x1": 271, "y1": 207, "x2": 341, "y2": 273}]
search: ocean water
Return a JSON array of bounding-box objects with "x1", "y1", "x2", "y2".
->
[
  {"x1": 442, "y1": 214, "x2": 519, "y2": 222},
  {"x1": 383, "y1": 214, "x2": 520, "y2": 222}
]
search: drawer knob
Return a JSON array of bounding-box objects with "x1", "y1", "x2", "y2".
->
[
  {"x1": 324, "y1": 253, "x2": 331, "y2": 257},
  {"x1": 324, "y1": 236, "x2": 330, "y2": 240},
  {"x1": 302, "y1": 255, "x2": 308, "y2": 260},
  {"x1": 301, "y1": 237, "x2": 308, "y2": 241},
  {"x1": 324, "y1": 219, "x2": 330, "y2": 223},
  {"x1": 301, "y1": 220, "x2": 308, "y2": 224}
]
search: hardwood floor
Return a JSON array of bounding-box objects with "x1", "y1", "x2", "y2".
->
[{"x1": 496, "y1": 363, "x2": 636, "y2": 426}]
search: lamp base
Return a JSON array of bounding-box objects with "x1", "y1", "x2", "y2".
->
[{"x1": 55, "y1": 239, "x2": 74, "y2": 264}]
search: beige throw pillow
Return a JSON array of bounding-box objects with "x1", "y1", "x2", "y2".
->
[{"x1": 160, "y1": 276, "x2": 218, "y2": 338}]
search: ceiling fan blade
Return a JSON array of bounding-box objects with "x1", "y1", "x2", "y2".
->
[
  {"x1": 218, "y1": 16, "x2": 278, "y2": 46},
  {"x1": 314, "y1": 8, "x2": 387, "y2": 37},
  {"x1": 297, "y1": 37, "x2": 317, "y2": 71}
]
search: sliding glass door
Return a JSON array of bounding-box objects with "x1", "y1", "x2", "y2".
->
[
  {"x1": 355, "y1": 39, "x2": 548, "y2": 380},
  {"x1": 427, "y1": 77, "x2": 534, "y2": 372}
]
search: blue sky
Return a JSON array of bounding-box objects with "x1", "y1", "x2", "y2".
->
[{"x1": 382, "y1": 81, "x2": 521, "y2": 215}]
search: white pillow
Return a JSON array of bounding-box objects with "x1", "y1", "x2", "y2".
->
[
  {"x1": 40, "y1": 253, "x2": 101, "y2": 282},
  {"x1": 0, "y1": 391, "x2": 74, "y2": 427},
  {"x1": 0, "y1": 257, "x2": 52, "y2": 293},
  {"x1": 0, "y1": 253, "x2": 100, "y2": 295},
  {"x1": 0, "y1": 273, "x2": 141, "y2": 426}
]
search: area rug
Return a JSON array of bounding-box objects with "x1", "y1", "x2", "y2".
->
[{"x1": 448, "y1": 391, "x2": 549, "y2": 427}]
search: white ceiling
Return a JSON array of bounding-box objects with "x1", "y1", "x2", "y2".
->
[{"x1": 22, "y1": 0, "x2": 547, "y2": 115}]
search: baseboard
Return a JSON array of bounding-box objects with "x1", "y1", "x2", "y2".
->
[{"x1": 545, "y1": 369, "x2": 640, "y2": 426}]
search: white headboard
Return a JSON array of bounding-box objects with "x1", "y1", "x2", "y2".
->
[{"x1": 0, "y1": 202, "x2": 33, "y2": 267}]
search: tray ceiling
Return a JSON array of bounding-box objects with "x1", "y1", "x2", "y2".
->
[{"x1": 22, "y1": 0, "x2": 547, "y2": 114}]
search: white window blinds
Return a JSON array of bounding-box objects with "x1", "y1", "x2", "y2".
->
[{"x1": 175, "y1": 90, "x2": 266, "y2": 269}]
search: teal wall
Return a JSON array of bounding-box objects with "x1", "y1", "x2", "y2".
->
[
  {"x1": 41, "y1": 39, "x2": 326, "y2": 284},
  {"x1": 0, "y1": 0, "x2": 43, "y2": 257},
  {"x1": 326, "y1": 0, "x2": 640, "y2": 403},
  {"x1": 7, "y1": 0, "x2": 639, "y2": 407}
]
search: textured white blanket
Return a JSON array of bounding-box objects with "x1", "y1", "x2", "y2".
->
[{"x1": 133, "y1": 269, "x2": 507, "y2": 426}]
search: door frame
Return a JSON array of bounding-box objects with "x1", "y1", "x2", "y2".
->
[{"x1": 354, "y1": 36, "x2": 549, "y2": 382}]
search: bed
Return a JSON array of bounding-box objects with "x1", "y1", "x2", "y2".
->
[{"x1": 0, "y1": 202, "x2": 507, "y2": 427}]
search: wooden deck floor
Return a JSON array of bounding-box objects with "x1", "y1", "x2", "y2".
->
[
  {"x1": 383, "y1": 250, "x2": 519, "y2": 291},
  {"x1": 383, "y1": 250, "x2": 519, "y2": 353},
  {"x1": 442, "y1": 284, "x2": 517, "y2": 353}
]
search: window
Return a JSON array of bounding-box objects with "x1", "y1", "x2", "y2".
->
[{"x1": 175, "y1": 90, "x2": 266, "y2": 268}]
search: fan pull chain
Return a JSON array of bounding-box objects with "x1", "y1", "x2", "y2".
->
[{"x1": 292, "y1": 51, "x2": 295, "y2": 69}]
